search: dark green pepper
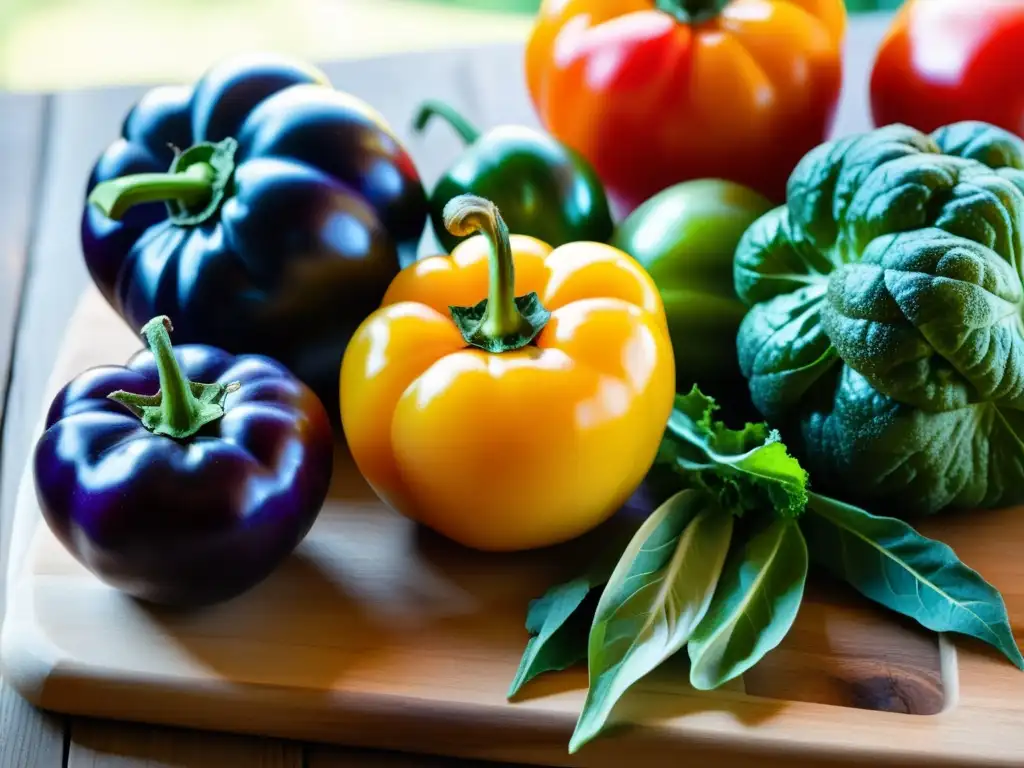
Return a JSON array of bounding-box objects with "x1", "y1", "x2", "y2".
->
[
  {"x1": 413, "y1": 100, "x2": 613, "y2": 252},
  {"x1": 613, "y1": 179, "x2": 773, "y2": 413}
]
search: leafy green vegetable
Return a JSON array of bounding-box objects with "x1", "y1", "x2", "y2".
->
[
  {"x1": 507, "y1": 579, "x2": 594, "y2": 698},
  {"x1": 688, "y1": 518, "x2": 808, "y2": 690},
  {"x1": 658, "y1": 387, "x2": 808, "y2": 518},
  {"x1": 569, "y1": 490, "x2": 733, "y2": 753},
  {"x1": 802, "y1": 492, "x2": 1024, "y2": 669},
  {"x1": 733, "y1": 120, "x2": 1024, "y2": 517},
  {"x1": 507, "y1": 569, "x2": 608, "y2": 698},
  {"x1": 509, "y1": 381, "x2": 1024, "y2": 755}
]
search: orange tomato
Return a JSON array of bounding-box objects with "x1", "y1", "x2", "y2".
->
[
  {"x1": 525, "y1": 0, "x2": 847, "y2": 211},
  {"x1": 340, "y1": 195, "x2": 675, "y2": 552}
]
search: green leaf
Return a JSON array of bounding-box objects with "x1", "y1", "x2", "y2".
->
[
  {"x1": 802, "y1": 492, "x2": 1024, "y2": 670},
  {"x1": 823, "y1": 227, "x2": 1024, "y2": 412},
  {"x1": 931, "y1": 121, "x2": 1024, "y2": 170},
  {"x1": 569, "y1": 490, "x2": 734, "y2": 753},
  {"x1": 688, "y1": 518, "x2": 808, "y2": 690},
  {"x1": 734, "y1": 278, "x2": 839, "y2": 422},
  {"x1": 658, "y1": 387, "x2": 809, "y2": 518},
  {"x1": 507, "y1": 565, "x2": 609, "y2": 698}
]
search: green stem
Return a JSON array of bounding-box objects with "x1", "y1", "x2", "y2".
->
[
  {"x1": 143, "y1": 317, "x2": 202, "y2": 434},
  {"x1": 87, "y1": 137, "x2": 238, "y2": 226},
  {"x1": 413, "y1": 100, "x2": 481, "y2": 145},
  {"x1": 108, "y1": 316, "x2": 239, "y2": 439},
  {"x1": 655, "y1": 0, "x2": 729, "y2": 24},
  {"x1": 88, "y1": 163, "x2": 215, "y2": 221},
  {"x1": 443, "y1": 196, "x2": 527, "y2": 341}
]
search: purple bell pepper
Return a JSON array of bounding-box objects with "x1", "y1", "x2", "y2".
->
[{"x1": 33, "y1": 316, "x2": 334, "y2": 607}]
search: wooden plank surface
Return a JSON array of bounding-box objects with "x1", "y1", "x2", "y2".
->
[
  {"x1": 0, "y1": 86, "x2": 121, "y2": 768},
  {"x1": 0, "y1": 91, "x2": 66, "y2": 768},
  {"x1": 0, "y1": 93, "x2": 47, "y2": 611},
  {"x1": 308, "y1": 747, "x2": 533, "y2": 767},
  {"x1": 66, "y1": 720, "x2": 302, "y2": 768},
  {"x1": 0, "y1": 94, "x2": 45, "y2": 416},
  {"x1": 0, "y1": 676, "x2": 64, "y2": 768}
]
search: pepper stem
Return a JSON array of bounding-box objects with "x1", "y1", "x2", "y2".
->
[
  {"x1": 444, "y1": 195, "x2": 551, "y2": 354},
  {"x1": 88, "y1": 163, "x2": 215, "y2": 221},
  {"x1": 413, "y1": 100, "x2": 481, "y2": 145},
  {"x1": 108, "y1": 316, "x2": 240, "y2": 440},
  {"x1": 655, "y1": 0, "x2": 729, "y2": 24},
  {"x1": 87, "y1": 137, "x2": 238, "y2": 227}
]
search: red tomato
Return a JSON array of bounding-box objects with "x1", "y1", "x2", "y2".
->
[{"x1": 870, "y1": 0, "x2": 1024, "y2": 136}]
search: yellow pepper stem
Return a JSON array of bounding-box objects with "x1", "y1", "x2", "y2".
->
[{"x1": 444, "y1": 195, "x2": 550, "y2": 353}]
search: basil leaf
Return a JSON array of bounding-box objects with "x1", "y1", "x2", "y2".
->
[
  {"x1": 508, "y1": 528, "x2": 639, "y2": 698},
  {"x1": 507, "y1": 576, "x2": 604, "y2": 699},
  {"x1": 688, "y1": 518, "x2": 809, "y2": 690},
  {"x1": 569, "y1": 490, "x2": 734, "y2": 753},
  {"x1": 659, "y1": 387, "x2": 809, "y2": 518},
  {"x1": 802, "y1": 492, "x2": 1024, "y2": 670}
]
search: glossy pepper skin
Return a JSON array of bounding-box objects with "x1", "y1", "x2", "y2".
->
[
  {"x1": 870, "y1": 0, "x2": 1024, "y2": 137},
  {"x1": 340, "y1": 195, "x2": 675, "y2": 552},
  {"x1": 413, "y1": 100, "x2": 613, "y2": 252},
  {"x1": 613, "y1": 179, "x2": 772, "y2": 413},
  {"x1": 33, "y1": 317, "x2": 334, "y2": 607},
  {"x1": 82, "y1": 53, "x2": 429, "y2": 422},
  {"x1": 525, "y1": 0, "x2": 846, "y2": 212}
]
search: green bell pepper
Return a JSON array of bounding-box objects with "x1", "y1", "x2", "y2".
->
[
  {"x1": 613, "y1": 179, "x2": 773, "y2": 410},
  {"x1": 413, "y1": 100, "x2": 613, "y2": 252}
]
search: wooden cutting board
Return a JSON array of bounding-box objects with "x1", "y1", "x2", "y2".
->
[{"x1": 3, "y1": 285, "x2": 1024, "y2": 767}]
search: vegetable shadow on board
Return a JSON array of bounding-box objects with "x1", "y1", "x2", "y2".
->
[
  {"x1": 135, "y1": 442, "x2": 391, "y2": 683},
  {"x1": 409, "y1": 484, "x2": 659, "y2": 704},
  {"x1": 138, "y1": 549, "x2": 379, "y2": 685},
  {"x1": 554, "y1": 651, "x2": 787, "y2": 744}
]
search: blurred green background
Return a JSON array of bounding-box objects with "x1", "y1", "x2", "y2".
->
[{"x1": 0, "y1": 0, "x2": 903, "y2": 92}]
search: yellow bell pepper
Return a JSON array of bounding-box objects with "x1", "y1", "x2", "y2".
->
[{"x1": 339, "y1": 194, "x2": 675, "y2": 552}]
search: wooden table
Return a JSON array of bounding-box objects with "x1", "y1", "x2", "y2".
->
[{"x1": 0, "y1": 18, "x2": 893, "y2": 766}]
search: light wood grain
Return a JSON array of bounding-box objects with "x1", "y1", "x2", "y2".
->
[
  {"x1": 743, "y1": 575, "x2": 944, "y2": 714},
  {"x1": 66, "y1": 719, "x2": 301, "y2": 768}
]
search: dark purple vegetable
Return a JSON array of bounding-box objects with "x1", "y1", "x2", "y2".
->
[
  {"x1": 33, "y1": 316, "x2": 334, "y2": 607},
  {"x1": 81, "y1": 53, "x2": 429, "y2": 423}
]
